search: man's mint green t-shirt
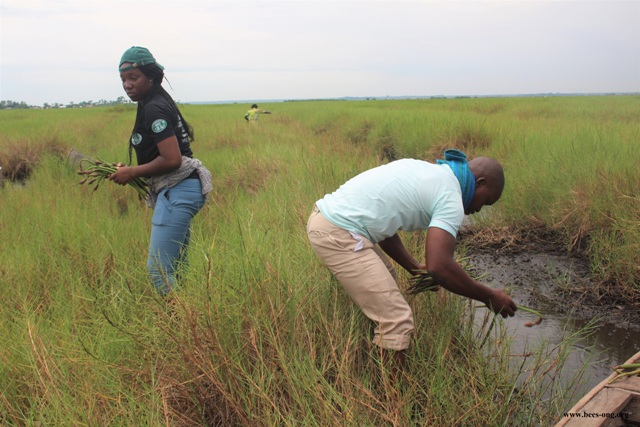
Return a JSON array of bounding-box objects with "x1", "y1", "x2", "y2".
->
[{"x1": 315, "y1": 159, "x2": 464, "y2": 244}]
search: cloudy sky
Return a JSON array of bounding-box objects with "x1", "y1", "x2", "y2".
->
[{"x1": 1, "y1": 0, "x2": 638, "y2": 106}]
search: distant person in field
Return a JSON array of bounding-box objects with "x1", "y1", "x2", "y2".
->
[
  {"x1": 306, "y1": 149, "x2": 516, "y2": 375},
  {"x1": 109, "y1": 46, "x2": 213, "y2": 295},
  {"x1": 244, "y1": 104, "x2": 272, "y2": 124}
]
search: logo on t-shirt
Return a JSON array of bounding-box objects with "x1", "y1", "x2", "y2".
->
[
  {"x1": 151, "y1": 119, "x2": 168, "y2": 133},
  {"x1": 131, "y1": 133, "x2": 142, "y2": 145}
]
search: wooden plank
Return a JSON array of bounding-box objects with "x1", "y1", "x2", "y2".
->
[
  {"x1": 602, "y1": 418, "x2": 627, "y2": 427},
  {"x1": 556, "y1": 388, "x2": 631, "y2": 427},
  {"x1": 606, "y1": 376, "x2": 640, "y2": 393},
  {"x1": 579, "y1": 388, "x2": 631, "y2": 417},
  {"x1": 623, "y1": 394, "x2": 640, "y2": 423},
  {"x1": 556, "y1": 377, "x2": 618, "y2": 426},
  {"x1": 602, "y1": 416, "x2": 626, "y2": 427},
  {"x1": 555, "y1": 351, "x2": 640, "y2": 427}
]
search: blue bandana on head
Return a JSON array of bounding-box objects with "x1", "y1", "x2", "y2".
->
[{"x1": 436, "y1": 149, "x2": 476, "y2": 211}]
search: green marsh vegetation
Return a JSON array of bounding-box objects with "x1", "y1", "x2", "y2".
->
[{"x1": 0, "y1": 96, "x2": 637, "y2": 425}]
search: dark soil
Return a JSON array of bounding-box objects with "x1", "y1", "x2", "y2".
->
[{"x1": 458, "y1": 228, "x2": 640, "y2": 329}]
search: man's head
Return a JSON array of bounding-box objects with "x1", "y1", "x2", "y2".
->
[{"x1": 466, "y1": 156, "x2": 505, "y2": 215}]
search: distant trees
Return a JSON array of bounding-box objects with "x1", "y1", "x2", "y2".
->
[
  {"x1": 0, "y1": 96, "x2": 132, "y2": 110},
  {"x1": 0, "y1": 100, "x2": 30, "y2": 109}
]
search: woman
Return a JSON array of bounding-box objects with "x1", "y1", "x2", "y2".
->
[{"x1": 109, "y1": 46, "x2": 212, "y2": 295}]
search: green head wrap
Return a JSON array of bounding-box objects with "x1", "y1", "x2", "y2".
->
[{"x1": 119, "y1": 46, "x2": 164, "y2": 72}]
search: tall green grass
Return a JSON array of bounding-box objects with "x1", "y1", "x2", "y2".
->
[
  {"x1": 270, "y1": 96, "x2": 640, "y2": 297},
  {"x1": 1, "y1": 96, "x2": 633, "y2": 425}
]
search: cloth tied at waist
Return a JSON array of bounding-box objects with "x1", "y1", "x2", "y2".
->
[{"x1": 146, "y1": 156, "x2": 213, "y2": 208}]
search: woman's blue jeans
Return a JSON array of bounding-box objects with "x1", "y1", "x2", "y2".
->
[{"x1": 147, "y1": 178, "x2": 205, "y2": 295}]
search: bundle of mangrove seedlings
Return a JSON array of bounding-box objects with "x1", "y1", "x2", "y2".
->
[
  {"x1": 407, "y1": 256, "x2": 545, "y2": 327},
  {"x1": 77, "y1": 157, "x2": 148, "y2": 197}
]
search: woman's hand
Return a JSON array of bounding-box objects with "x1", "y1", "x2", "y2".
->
[{"x1": 108, "y1": 163, "x2": 136, "y2": 185}]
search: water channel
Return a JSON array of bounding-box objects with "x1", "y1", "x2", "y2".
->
[{"x1": 469, "y1": 248, "x2": 640, "y2": 409}]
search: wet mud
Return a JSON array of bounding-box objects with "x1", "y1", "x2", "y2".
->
[
  {"x1": 462, "y1": 235, "x2": 640, "y2": 404},
  {"x1": 468, "y1": 246, "x2": 640, "y2": 327}
]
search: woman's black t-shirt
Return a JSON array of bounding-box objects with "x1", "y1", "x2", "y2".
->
[{"x1": 130, "y1": 93, "x2": 193, "y2": 165}]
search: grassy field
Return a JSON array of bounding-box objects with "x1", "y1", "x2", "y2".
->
[{"x1": 0, "y1": 96, "x2": 637, "y2": 426}]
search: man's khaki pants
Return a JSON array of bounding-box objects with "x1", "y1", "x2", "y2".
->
[{"x1": 307, "y1": 206, "x2": 414, "y2": 351}]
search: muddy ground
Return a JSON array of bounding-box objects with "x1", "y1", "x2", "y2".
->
[{"x1": 459, "y1": 229, "x2": 640, "y2": 329}]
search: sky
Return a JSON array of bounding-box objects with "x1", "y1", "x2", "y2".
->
[{"x1": 1, "y1": 0, "x2": 639, "y2": 106}]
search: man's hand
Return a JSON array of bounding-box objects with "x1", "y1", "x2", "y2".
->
[
  {"x1": 485, "y1": 288, "x2": 517, "y2": 318},
  {"x1": 414, "y1": 263, "x2": 427, "y2": 274}
]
